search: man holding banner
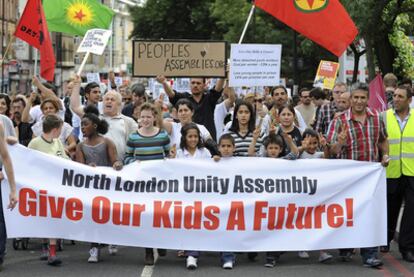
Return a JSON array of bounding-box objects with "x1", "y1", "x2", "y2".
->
[
  {"x1": 382, "y1": 85, "x2": 414, "y2": 262},
  {"x1": 157, "y1": 76, "x2": 224, "y2": 141},
  {"x1": 327, "y1": 84, "x2": 389, "y2": 268}
]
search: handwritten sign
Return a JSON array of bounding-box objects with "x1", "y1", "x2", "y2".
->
[
  {"x1": 132, "y1": 40, "x2": 227, "y2": 77},
  {"x1": 77, "y1": 29, "x2": 112, "y2": 55},
  {"x1": 229, "y1": 44, "x2": 282, "y2": 87}
]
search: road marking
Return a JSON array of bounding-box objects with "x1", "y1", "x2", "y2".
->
[
  {"x1": 383, "y1": 253, "x2": 414, "y2": 277},
  {"x1": 140, "y1": 249, "x2": 158, "y2": 277}
]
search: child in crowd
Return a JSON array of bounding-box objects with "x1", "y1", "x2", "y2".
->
[
  {"x1": 298, "y1": 128, "x2": 332, "y2": 262},
  {"x1": 260, "y1": 133, "x2": 299, "y2": 159},
  {"x1": 258, "y1": 133, "x2": 298, "y2": 268},
  {"x1": 216, "y1": 134, "x2": 237, "y2": 269},
  {"x1": 75, "y1": 105, "x2": 122, "y2": 263},
  {"x1": 124, "y1": 103, "x2": 170, "y2": 265},
  {"x1": 176, "y1": 123, "x2": 212, "y2": 159},
  {"x1": 300, "y1": 128, "x2": 329, "y2": 159},
  {"x1": 28, "y1": 114, "x2": 69, "y2": 266},
  {"x1": 174, "y1": 123, "x2": 216, "y2": 270}
]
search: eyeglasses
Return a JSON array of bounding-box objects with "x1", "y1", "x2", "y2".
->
[
  {"x1": 301, "y1": 95, "x2": 310, "y2": 98},
  {"x1": 254, "y1": 99, "x2": 263, "y2": 103}
]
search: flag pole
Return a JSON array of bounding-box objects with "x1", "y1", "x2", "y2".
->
[
  {"x1": 238, "y1": 4, "x2": 256, "y2": 44},
  {"x1": 77, "y1": 52, "x2": 90, "y2": 76},
  {"x1": 33, "y1": 48, "x2": 38, "y2": 76},
  {"x1": 0, "y1": 37, "x2": 14, "y2": 66}
]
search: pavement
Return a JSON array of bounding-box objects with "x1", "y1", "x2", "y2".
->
[{"x1": 1, "y1": 239, "x2": 414, "y2": 277}]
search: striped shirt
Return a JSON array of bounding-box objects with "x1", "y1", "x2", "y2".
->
[
  {"x1": 124, "y1": 130, "x2": 170, "y2": 164},
  {"x1": 314, "y1": 101, "x2": 337, "y2": 135},
  {"x1": 228, "y1": 131, "x2": 264, "y2": 157},
  {"x1": 327, "y1": 108, "x2": 387, "y2": 162}
]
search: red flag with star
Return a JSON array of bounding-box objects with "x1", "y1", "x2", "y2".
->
[
  {"x1": 14, "y1": 0, "x2": 55, "y2": 81},
  {"x1": 255, "y1": 0, "x2": 358, "y2": 56}
]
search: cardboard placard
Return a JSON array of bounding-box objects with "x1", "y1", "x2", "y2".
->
[
  {"x1": 77, "y1": 29, "x2": 112, "y2": 55},
  {"x1": 229, "y1": 44, "x2": 282, "y2": 87},
  {"x1": 313, "y1": 60, "x2": 340, "y2": 90},
  {"x1": 132, "y1": 40, "x2": 227, "y2": 77}
]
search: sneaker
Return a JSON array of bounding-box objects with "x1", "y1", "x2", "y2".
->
[
  {"x1": 319, "y1": 252, "x2": 333, "y2": 263},
  {"x1": 47, "y1": 255, "x2": 62, "y2": 266},
  {"x1": 186, "y1": 256, "x2": 198, "y2": 270},
  {"x1": 108, "y1": 245, "x2": 118, "y2": 255},
  {"x1": 264, "y1": 257, "x2": 276, "y2": 268},
  {"x1": 222, "y1": 260, "x2": 233, "y2": 269},
  {"x1": 177, "y1": 250, "x2": 185, "y2": 257},
  {"x1": 298, "y1": 251, "x2": 309, "y2": 259},
  {"x1": 363, "y1": 258, "x2": 383, "y2": 268},
  {"x1": 88, "y1": 247, "x2": 99, "y2": 263}
]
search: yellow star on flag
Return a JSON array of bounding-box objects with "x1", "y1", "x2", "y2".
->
[{"x1": 66, "y1": 0, "x2": 93, "y2": 26}]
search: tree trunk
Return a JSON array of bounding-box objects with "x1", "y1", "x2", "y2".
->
[
  {"x1": 364, "y1": 36, "x2": 376, "y2": 82},
  {"x1": 374, "y1": 34, "x2": 395, "y2": 75}
]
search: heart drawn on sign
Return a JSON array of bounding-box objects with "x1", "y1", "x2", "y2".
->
[{"x1": 200, "y1": 50, "x2": 207, "y2": 57}]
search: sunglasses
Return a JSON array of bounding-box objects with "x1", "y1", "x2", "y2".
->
[{"x1": 254, "y1": 99, "x2": 263, "y2": 103}]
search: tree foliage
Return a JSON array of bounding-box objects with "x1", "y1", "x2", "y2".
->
[
  {"x1": 130, "y1": 0, "x2": 414, "y2": 83},
  {"x1": 129, "y1": 0, "x2": 219, "y2": 40},
  {"x1": 343, "y1": 0, "x2": 414, "y2": 80}
]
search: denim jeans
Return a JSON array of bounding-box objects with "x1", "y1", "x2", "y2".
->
[
  {"x1": 221, "y1": 252, "x2": 235, "y2": 263},
  {"x1": 360, "y1": 247, "x2": 378, "y2": 262}
]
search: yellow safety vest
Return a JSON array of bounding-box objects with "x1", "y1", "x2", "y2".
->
[{"x1": 385, "y1": 109, "x2": 414, "y2": 178}]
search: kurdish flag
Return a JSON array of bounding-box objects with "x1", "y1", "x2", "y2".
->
[
  {"x1": 43, "y1": 0, "x2": 115, "y2": 36},
  {"x1": 255, "y1": 0, "x2": 358, "y2": 56}
]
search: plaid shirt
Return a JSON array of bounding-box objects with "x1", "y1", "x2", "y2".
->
[
  {"x1": 327, "y1": 108, "x2": 387, "y2": 162},
  {"x1": 314, "y1": 101, "x2": 337, "y2": 135}
]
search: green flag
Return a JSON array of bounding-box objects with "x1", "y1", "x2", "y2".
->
[{"x1": 43, "y1": 0, "x2": 115, "y2": 36}]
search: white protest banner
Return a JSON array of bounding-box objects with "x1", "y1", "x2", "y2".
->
[
  {"x1": 229, "y1": 44, "x2": 282, "y2": 87},
  {"x1": 77, "y1": 29, "x2": 112, "y2": 75},
  {"x1": 86, "y1": 73, "x2": 101, "y2": 84},
  {"x1": 3, "y1": 145, "x2": 386, "y2": 251}
]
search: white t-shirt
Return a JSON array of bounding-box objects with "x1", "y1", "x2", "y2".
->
[
  {"x1": 29, "y1": 99, "x2": 66, "y2": 124},
  {"x1": 176, "y1": 147, "x2": 211, "y2": 159},
  {"x1": 170, "y1": 122, "x2": 211, "y2": 148},
  {"x1": 101, "y1": 113, "x2": 138, "y2": 161},
  {"x1": 214, "y1": 101, "x2": 230, "y2": 142}
]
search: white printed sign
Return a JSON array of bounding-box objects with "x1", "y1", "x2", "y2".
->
[
  {"x1": 3, "y1": 145, "x2": 386, "y2": 251},
  {"x1": 229, "y1": 44, "x2": 282, "y2": 87},
  {"x1": 77, "y1": 29, "x2": 112, "y2": 55},
  {"x1": 86, "y1": 73, "x2": 101, "y2": 84}
]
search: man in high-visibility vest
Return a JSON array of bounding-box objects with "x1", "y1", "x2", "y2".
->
[{"x1": 383, "y1": 85, "x2": 414, "y2": 262}]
